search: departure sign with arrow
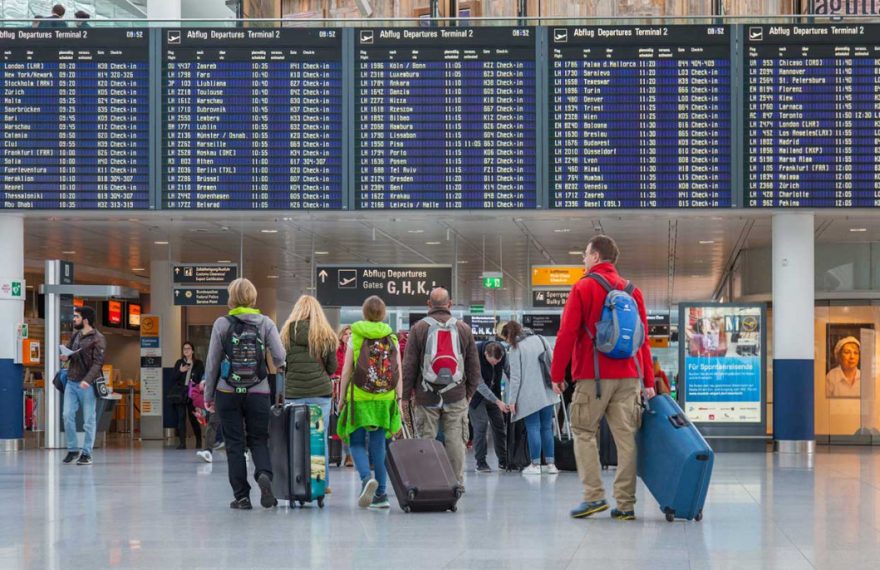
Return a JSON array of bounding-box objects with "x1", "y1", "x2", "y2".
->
[
  {"x1": 172, "y1": 264, "x2": 238, "y2": 285},
  {"x1": 173, "y1": 287, "x2": 229, "y2": 306},
  {"x1": 316, "y1": 265, "x2": 453, "y2": 307}
]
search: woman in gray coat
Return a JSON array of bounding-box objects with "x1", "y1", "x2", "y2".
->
[{"x1": 504, "y1": 320, "x2": 560, "y2": 475}]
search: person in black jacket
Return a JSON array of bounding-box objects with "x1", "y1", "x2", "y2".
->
[
  {"x1": 171, "y1": 342, "x2": 204, "y2": 449},
  {"x1": 469, "y1": 341, "x2": 509, "y2": 472}
]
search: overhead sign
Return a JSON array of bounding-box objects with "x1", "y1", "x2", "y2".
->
[
  {"x1": 464, "y1": 315, "x2": 499, "y2": 341},
  {"x1": 0, "y1": 278, "x2": 25, "y2": 300},
  {"x1": 648, "y1": 313, "x2": 671, "y2": 337},
  {"x1": 172, "y1": 264, "x2": 238, "y2": 285},
  {"x1": 531, "y1": 266, "x2": 583, "y2": 287},
  {"x1": 523, "y1": 314, "x2": 561, "y2": 337},
  {"x1": 532, "y1": 289, "x2": 569, "y2": 308},
  {"x1": 316, "y1": 265, "x2": 453, "y2": 307},
  {"x1": 482, "y1": 276, "x2": 503, "y2": 289},
  {"x1": 173, "y1": 287, "x2": 230, "y2": 306},
  {"x1": 60, "y1": 261, "x2": 74, "y2": 284}
]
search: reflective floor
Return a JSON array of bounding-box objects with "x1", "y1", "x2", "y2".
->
[{"x1": 1, "y1": 441, "x2": 879, "y2": 569}]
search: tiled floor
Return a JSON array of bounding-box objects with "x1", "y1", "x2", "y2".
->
[{"x1": 1, "y1": 441, "x2": 879, "y2": 569}]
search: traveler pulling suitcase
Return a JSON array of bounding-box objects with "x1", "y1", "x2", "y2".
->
[
  {"x1": 637, "y1": 394, "x2": 714, "y2": 522},
  {"x1": 599, "y1": 417, "x2": 618, "y2": 469},
  {"x1": 269, "y1": 403, "x2": 327, "y2": 508},
  {"x1": 385, "y1": 406, "x2": 463, "y2": 513}
]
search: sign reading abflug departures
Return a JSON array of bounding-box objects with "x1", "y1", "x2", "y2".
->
[{"x1": 316, "y1": 265, "x2": 452, "y2": 307}]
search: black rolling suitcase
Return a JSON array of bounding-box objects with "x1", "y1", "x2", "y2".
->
[
  {"x1": 505, "y1": 417, "x2": 531, "y2": 472},
  {"x1": 599, "y1": 417, "x2": 618, "y2": 469},
  {"x1": 269, "y1": 403, "x2": 326, "y2": 508},
  {"x1": 386, "y1": 437, "x2": 463, "y2": 513},
  {"x1": 553, "y1": 404, "x2": 577, "y2": 472},
  {"x1": 327, "y1": 400, "x2": 343, "y2": 467}
]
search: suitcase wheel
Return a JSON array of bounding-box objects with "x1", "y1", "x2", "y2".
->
[
  {"x1": 449, "y1": 505, "x2": 457, "y2": 513},
  {"x1": 694, "y1": 510, "x2": 703, "y2": 522},
  {"x1": 665, "y1": 511, "x2": 675, "y2": 522},
  {"x1": 454, "y1": 487, "x2": 463, "y2": 500},
  {"x1": 298, "y1": 500, "x2": 305, "y2": 508},
  {"x1": 407, "y1": 489, "x2": 417, "y2": 502},
  {"x1": 317, "y1": 497, "x2": 325, "y2": 509},
  {"x1": 403, "y1": 505, "x2": 412, "y2": 513}
]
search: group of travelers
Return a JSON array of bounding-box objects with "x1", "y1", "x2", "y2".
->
[{"x1": 60, "y1": 234, "x2": 663, "y2": 521}]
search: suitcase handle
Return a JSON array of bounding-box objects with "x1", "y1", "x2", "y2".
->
[{"x1": 667, "y1": 414, "x2": 690, "y2": 429}]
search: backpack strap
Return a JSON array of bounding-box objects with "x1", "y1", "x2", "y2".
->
[
  {"x1": 585, "y1": 272, "x2": 614, "y2": 293},
  {"x1": 623, "y1": 281, "x2": 635, "y2": 295},
  {"x1": 583, "y1": 275, "x2": 611, "y2": 398},
  {"x1": 222, "y1": 315, "x2": 241, "y2": 358}
]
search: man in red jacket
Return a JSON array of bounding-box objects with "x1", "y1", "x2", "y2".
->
[{"x1": 551, "y1": 235, "x2": 655, "y2": 521}]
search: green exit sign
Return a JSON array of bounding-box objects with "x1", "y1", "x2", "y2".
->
[
  {"x1": 470, "y1": 305, "x2": 485, "y2": 314},
  {"x1": 482, "y1": 276, "x2": 503, "y2": 289}
]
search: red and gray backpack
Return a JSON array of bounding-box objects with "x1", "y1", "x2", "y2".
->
[{"x1": 420, "y1": 316, "x2": 465, "y2": 405}]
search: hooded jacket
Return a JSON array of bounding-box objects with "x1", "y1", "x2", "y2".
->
[{"x1": 550, "y1": 262, "x2": 654, "y2": 389}]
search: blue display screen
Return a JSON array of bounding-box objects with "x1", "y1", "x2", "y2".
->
[
  {"x1": 162, "y1": 28, "x2": 343, "y2": 210},
  {"x1": 355, "y1": 28, "x2": 537, "y2": 209},
  {"x1": 746, "y1": 24, "x2": 880, "y2": 208},
  {"x1": 549, "y1": 26, "x2": 732, "y2": 209},
  {"x1": 0, "y1": 28, "x2": 149, "y2": 210}
]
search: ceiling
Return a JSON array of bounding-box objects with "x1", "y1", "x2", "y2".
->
[{"x1": 18, "y1": 210, "x2": 880, "y2": 311}]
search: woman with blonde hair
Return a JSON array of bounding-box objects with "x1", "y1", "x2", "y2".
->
[
  {"x1": 279, "y1": 294, "x2": 339, "y2": 490},
  {"x1": 204, "y1": 278, "x2": 286, "y2": 510}
]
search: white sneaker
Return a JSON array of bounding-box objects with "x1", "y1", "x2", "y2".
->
[
  {"x1": 543, "y1": 464, "x2": 559, "y2": 475},
  {"x1": 197, "y1": 450, "x2": 213, "y2": 463},
  {"x1": 521, "y1": 464, "x2": 542, "y2": 475}
]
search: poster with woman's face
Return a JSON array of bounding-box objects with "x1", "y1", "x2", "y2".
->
[{"x1": 825, "y1": 323, "x2": 873, "y2": 399}]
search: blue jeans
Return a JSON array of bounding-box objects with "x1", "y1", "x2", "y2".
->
[
  {"x1": 63, "y1": 380, "x2": 97, "y2": 455},
  {"x1": 523, "y1": 404, "x2": 555, "y2": 465},
  {"x1": 349, "y1": 427, "x2": 387, "y2": 496},
  {"x1": 287, "y1": 397, "x2": 331, "y2": 488}
]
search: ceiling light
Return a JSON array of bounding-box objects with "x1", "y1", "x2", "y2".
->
[
  {"x1": 407, "y1": 229, "x2": 424, "y2": 234},
  {"x1": 553, "y1": 228, "x2": 571, "y2": 233},
  {"x1": 282, "y1": 217, "x2": 293, "y2": 222},
  {"x1": 217, "y1": 259, "x2": 232, "y2": 263},
  {"x1": 850, "y1": 228, "x2": 867, "y2": 232},
  {"x1": 314, "y1": 251, "x2": 329, "y2": 255},
  {"x1": 699, "y1": 240, "x2": 715, "y2": 245},
  {"x1": 260, "y1": 229, "x2": 278, "y2": 234},
  {"x1": 266, "y1": 275, "x2": 279, "y2": 279},
  {"x1": 569, "y1": 250, "x2": 582, "y2": 255},
  {"x1": 425, "y1": 241, "x2": 441, "y2": 245},
  {"x1": 132, "y1": 267, "x2": 146, "y2": 272},
  {"x1": 457, "y1": 260, "x2": 469, "y2": 264},
  {"x1": 26, "y1": 285, "x2": 34, "y2": 289},
  {"x1": 62, "y1": 250, "x2": 76, "y2": 255},
  {"x1": 154, "y1": 241, "x2": 169, "y2": 245}
]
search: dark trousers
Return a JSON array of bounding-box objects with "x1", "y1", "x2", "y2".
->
[
  {"x1": 215, "y1": 390, "x2": 272, "y2": 500},
  {"x1": 176, "y1": 402, "x2": 202, "y2": 448},
  {"x1": 469, "y1": 399, "x2": 507, "y2": 467}
]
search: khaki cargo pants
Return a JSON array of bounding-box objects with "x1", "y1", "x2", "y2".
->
[
  {"x1": 570, "y1": 378, "x2": 642, "y2": 512},
  {"x1": 413, "y1": 398, "x2": 469, "y2": 485}
]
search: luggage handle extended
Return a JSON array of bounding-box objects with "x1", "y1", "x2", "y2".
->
[{"x1": 552, "y1": 396, "x2": 573, "y2": 441}]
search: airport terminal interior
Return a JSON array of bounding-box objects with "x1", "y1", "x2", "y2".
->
[{"x1": 3, "y1": 1, "x2": 880, "y2": 569}]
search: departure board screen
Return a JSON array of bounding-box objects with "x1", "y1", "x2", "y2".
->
[
  {"x1": 163, "y1": 28, "x2": 342, "y2": 210},
  {"x1": 355, "y1": 27, "x2": 536, "y2": 209},
  {"x1": 746, "y1": 25, "x2": 880, "y2": 207},
  {"x1": 0, "y1": 28, "x2": 149, "y2": 210},
  {"x1": 549, "y1": 26, "x2": 732, "y2": 209}
]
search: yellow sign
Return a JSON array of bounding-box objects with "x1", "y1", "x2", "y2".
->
[
  {"x1": 531, "y1": 266, "x2": 583, "y2": 287},
  {"x1": 649, "y1": 337, "x2": 670, "y2": 349},
  {"x1": 140, "y1": 315, "x2": 160, "y2": 337}
]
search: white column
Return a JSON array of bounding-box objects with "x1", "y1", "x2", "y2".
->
[
  {"x1": 145, "y1": 259, "x2": 181, "y2": 440},
  {"x1": 0, "y1": 215, "x2": 25, "y2": 451},
  {"x1": 772, "y1": 212, "x2": 815, "y2": 452}
]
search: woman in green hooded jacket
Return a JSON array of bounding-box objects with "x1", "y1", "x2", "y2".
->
[{"x1": 337, "y1": 295, "x2": 402, "y2": 510}]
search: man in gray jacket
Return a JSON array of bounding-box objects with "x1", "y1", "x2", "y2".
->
[
  {"x1": 204, "y1": 278, "x2": 286, "y2": 510},
  {"x1": 402, "y1": 288, "x2": 481, "y2": 486}
]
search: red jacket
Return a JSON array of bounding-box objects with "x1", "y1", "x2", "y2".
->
[{"x1": 550, "y1": 262, "x2": 654, "y2": 389}]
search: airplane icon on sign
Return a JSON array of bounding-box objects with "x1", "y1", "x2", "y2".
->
[{"x1": 338, "y1": 270, "x2": 357, "y2": 289}]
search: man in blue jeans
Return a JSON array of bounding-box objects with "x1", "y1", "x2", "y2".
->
[{"x1": 61, "y1": 306, "x2": 106, "y2": 466}]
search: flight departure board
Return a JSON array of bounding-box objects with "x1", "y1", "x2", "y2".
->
[
  {"x1": 0, "y1": 28, "x2": 149, "y2": 210},
  {"x1": 162, "y1": 28, "x2": 342, "y2": 210},
  {"x1": 355, "y1": 27, "x2": 536, "y2": 209},
  {"x1": 549, "y1": 26, "x2": 732, "y2": 209},
  {"x1": 746, "y1": 25, "x2": 880, "y2": 207}
]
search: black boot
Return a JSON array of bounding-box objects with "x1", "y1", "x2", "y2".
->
[{"x1": 176, "y1": 440, "x2": 186, "y2": 450}]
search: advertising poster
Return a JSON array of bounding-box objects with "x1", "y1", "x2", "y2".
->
[
  {"x1": 825, "y1": 323, "x2": 874, "y2": 400},
  {"x1": 682, "y1": 305, "x2": 763, "y2": 424}
]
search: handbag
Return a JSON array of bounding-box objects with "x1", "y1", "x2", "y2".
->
[
  {"x1": 93, "y1": 374, "x2": 111, "y2": 399},
  {"x1": 52, "y1": 368, "x2": 67, "y2": 392},
  {"x1": 536, "y1": 335, "x2": 553, "y2": 389},
  {"x1": 189, "y1": 381, "x2": 205, "y2": 409}
]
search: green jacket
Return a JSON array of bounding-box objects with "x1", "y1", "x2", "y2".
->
[{"x1": 283, "y1": 320, "x2": 337, "y2": 399}]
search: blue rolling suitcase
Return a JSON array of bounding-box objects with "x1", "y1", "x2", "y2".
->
[{"x1": 637, "y1": 395, "x2": 713, "y2": 522}]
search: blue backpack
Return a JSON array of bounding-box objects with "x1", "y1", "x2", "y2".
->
[{"x1": 584, "y1": 273, "x2": 645, "y2": 398}]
